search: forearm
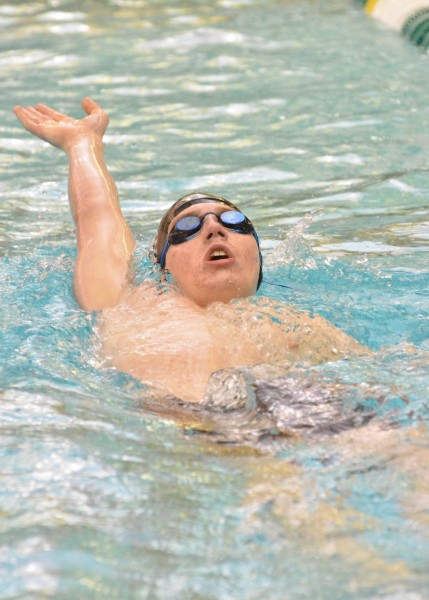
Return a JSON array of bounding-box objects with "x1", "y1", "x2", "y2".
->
[
  {"x1": 67, "y1": 135, "x2": 136, "y2": 310},
  {"x1": 67, "y1": 135, "x2": 121, "y2": 219}
]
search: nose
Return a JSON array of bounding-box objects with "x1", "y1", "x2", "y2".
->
[{"x1": 202, "y1": 213, "x2": 228, "y2": 239}]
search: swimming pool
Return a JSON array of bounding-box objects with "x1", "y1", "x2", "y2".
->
[{"x1": 1, "y1": 0, "x2": 429, "y2": 598}]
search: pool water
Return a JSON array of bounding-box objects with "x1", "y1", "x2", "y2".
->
[{"x1": 1, "y1": 0, "x2": 429, "y2": 598}]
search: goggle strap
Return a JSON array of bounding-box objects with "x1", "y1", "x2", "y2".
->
[{"x1": 159, "y1": 240, "x2": 170, "y2": 269}]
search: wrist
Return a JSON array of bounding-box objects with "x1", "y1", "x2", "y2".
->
[{"x1": 65, "y1": 131, "x2": 104, "y2": 158}]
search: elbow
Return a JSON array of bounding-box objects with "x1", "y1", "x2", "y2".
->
[
  {"x1": 73, "y1": 283, "x2": 123, "y2": 312},
  {"x1": 73, "y1": 267, "x2": 128, "y2": 312}
]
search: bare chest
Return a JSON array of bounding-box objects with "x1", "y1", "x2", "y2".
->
[{"x1": 98, "y1": 294, "x2": 292, "y2": 399}]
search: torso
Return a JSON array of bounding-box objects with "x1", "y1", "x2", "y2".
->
[{"x1": 98, "y1": 283, "x2": 364, "y2": 401}]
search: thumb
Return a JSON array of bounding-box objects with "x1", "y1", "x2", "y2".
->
[{"x1": 86, "y1": 111, "x2": 109, "y2": 135}]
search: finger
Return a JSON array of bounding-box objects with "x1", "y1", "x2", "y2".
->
[
  {"x1": 81, "y1": 97, "x2": 102, "y2": 115},
  {"x1": 13, "y1": 106, "x2": 43, "y2": 126},
  {"x1": 13, "y1": 105, "x2": 31, "y2": 126},
  {"x1": 13, "y1": 105, "x2": 25, "y2": 120},
  {"x1": 14, "y1": 105, "x2": 42, "y2": 118},
  {"x1": 82, "y1": 97, "x2": 109, "y2": 131},
  {"x1": 34, "y1": 103, "x2": 70, "y2": 121},
  {"x1": 25, "y1": 106, "x2": 49, "y2": 121},
  {"x1": 19, "y1": 106, "x2": 58, "y2": 129},
  {"x1": 81, "y1": 97, "x2": 108, "y2": 122}
]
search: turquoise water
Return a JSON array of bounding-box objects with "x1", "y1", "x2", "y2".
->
[{"x1": 1, "y1": 0, "x2": 429, "y2": 598}]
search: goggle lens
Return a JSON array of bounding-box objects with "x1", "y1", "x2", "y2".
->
[
  {"x1": 158, "y1": 209, "x2": 259, "y2": 272},
  {"x1": 175, "y1": 215, "x2": 203, "y2": 233},
  {"x1": 170, "y1": 210, "x2": 251, "y2": 244}
]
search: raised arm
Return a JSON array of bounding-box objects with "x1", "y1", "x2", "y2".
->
[{"x1": 13, "y1": 98, "x2": 136, "y2": 311}]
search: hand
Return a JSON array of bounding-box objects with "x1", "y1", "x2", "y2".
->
[{"x1": 13, "y1": 97, "x2": 109, "y2": 153}]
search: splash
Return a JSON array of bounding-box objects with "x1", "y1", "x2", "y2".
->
[{"x1": 263, "y1": 209, "x2": 323, "y2": 270}]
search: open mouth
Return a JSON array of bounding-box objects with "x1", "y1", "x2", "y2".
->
[{"x1": 209, "y1": 249, "x2": 229, "y2": 261}]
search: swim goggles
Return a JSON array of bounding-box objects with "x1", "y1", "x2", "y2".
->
[{"x1": 158, "y1": 210, "x2": 259, "y2": 269}]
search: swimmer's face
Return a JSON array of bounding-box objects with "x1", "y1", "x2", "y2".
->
[{"x1": 165, "y1": 202, "x2": 261, "y2": 307}]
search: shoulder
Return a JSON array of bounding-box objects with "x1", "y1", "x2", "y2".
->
[{"x1": 105, "y1": 280, "x2": 160, "y2": 312}]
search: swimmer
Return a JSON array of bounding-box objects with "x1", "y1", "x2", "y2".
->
[{"x1": 13, "y1": 98, "x2": 367, "y2": 401}]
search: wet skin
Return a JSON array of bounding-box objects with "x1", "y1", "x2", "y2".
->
[
  {"x1": 164, "y1": 202, "x2": 261, "y2": 307},
  {"x1": 13, "y1": 98, "x2": 367, "y2": 402}
]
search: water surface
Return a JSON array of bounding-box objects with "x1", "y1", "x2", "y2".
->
[{"x1": 1, "y1": 0, "x2": 429, "y2": 598}]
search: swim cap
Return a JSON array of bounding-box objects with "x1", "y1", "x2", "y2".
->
[{"x1": 152, "y1": 191, "x2": 263, "y2": 289}]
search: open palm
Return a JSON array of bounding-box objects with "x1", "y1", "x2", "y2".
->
[{"x1": 13, "y1": 97, "x2": 109, "y2": 152}]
